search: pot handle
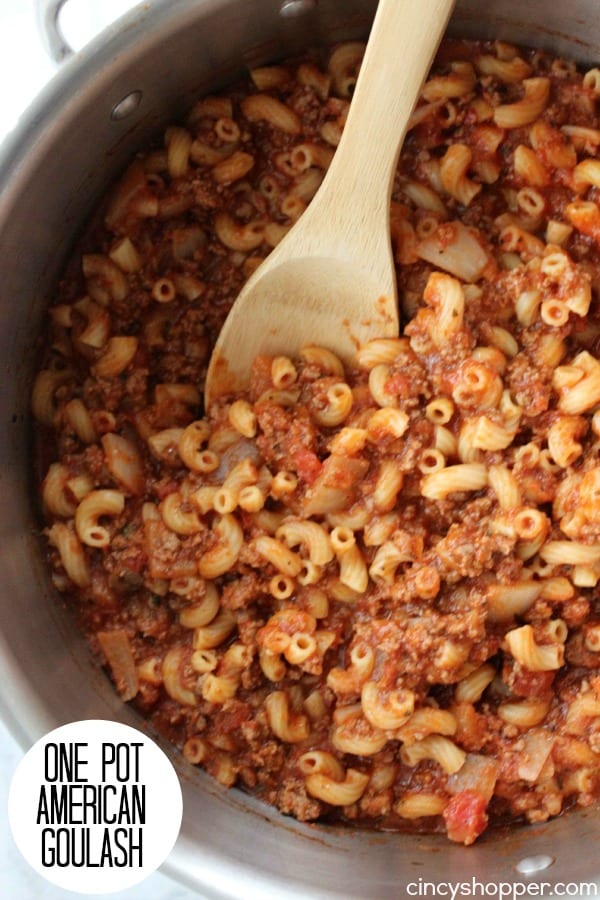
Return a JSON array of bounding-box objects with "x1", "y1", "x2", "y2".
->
[{"x1": 34, "y1": 0, "x2": 73, "y2": 62}]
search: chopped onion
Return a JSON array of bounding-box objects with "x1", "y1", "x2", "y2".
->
[
  {"x1": 417, "y1": 221, "x2": 491, "y2": 283},
  {"x1": 516, "y1": 728, "x2": 555, "y2": 782},
  {"x1": 97, "y1": 630, "x2": 139, "y2": 702},
  {"x1": 303, "y1": 456, "x2": 369, "y2": 516},
  {"x1": 447, "y1": 752, "x2": 499, "y2": 801},
  {"x1": 101, "y1": 432, "x2": 145, "y2": 496},
  {"x1": 213, "y1": 439, "x2": 261, "y2": 482}
]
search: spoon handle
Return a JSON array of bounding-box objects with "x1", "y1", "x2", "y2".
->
[{"x1": 302, "y1": 0, "x2": 455, "y2": 249}]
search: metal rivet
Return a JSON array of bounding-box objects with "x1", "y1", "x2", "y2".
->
[
  {"x1": 111, "y1": 90, "x2": 143, "y2": 121},
  {"x1": 279, "y1": 0, "x2": 317, "y2": 18},
  {"x1": 515, "y1": 855, "x2": 555, "y2": 875}
]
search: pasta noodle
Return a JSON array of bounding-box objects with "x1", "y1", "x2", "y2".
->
[{"x1": 33, "y1": 36, "x2": 600, "y2": 847}]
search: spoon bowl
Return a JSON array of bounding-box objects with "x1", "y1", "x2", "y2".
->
[
  {"x1": 205, "y1": 0, "x2": 456, "y2": 405},
  {"x1": 207, "y1": 255, "x2": 395, "y2": 397}
]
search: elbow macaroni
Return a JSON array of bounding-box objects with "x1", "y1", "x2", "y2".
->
[{"x1": 34, "y1": 36, "x2": 600, "y2": 846}]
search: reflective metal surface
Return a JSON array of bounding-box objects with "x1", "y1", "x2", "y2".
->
[{"x1": 1, "y1": 1, "x2": 600, "y2": 896}]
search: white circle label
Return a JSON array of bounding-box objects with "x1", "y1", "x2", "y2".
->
[{"x1": 8, "y1": 719, "x2": 183, "y2": 894}]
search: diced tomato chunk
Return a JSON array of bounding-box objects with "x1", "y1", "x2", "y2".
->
[
  {"x1": 443, "y1": 790, "x2": 488, "y2": 846},
  {"x1": 384, "y1": 373, "x2": 411, "y2": 396},
  {"x1": 504, "y1": 659, "x2": 555, "y2": 698},
  {"x1": 293, "y1": 447, "x2": 323, "y2": 485},
  {"x1": 249, "y1": 355, "x2": 274, "y2": 399}
]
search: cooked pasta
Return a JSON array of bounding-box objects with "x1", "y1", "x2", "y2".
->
[{"x1": 33, "y1": 37, "x2": 600, "y2": 847}]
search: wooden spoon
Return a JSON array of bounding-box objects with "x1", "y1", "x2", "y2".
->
[{"x1": 205, "y1": 0, "x2": 455, "y2": 406}]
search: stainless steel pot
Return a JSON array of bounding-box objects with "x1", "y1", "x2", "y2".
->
[{"x1": 2, "y1": 2, "x2": 600, "y2": 896}]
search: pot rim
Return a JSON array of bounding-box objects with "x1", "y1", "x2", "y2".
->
[{"x1": 2, "y1": 2, "x2": 600, "y2": 898}]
